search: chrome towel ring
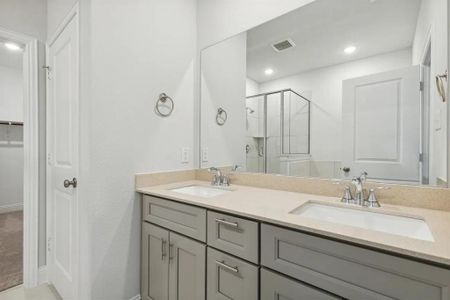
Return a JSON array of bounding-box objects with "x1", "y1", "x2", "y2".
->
[
  {"x1": 216, "y1": 107, "x2": 227, "y2": 126},
  {"x1": 155, "y1": 93, "x2": 174, "y2": 117},
  {"x1": 435, "y1": 70, "x2": 447, "y2": 102}
]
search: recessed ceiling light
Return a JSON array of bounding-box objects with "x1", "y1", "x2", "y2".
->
[
  {"x1": 265, "y1": 68, "x2": 274, "y2": 75},
  {"x1": 344, "y1": 46, "x2": 356, "y2": 54},
  {"x1": 4, "y1": 42, "x2": 22, "y2": 52}
]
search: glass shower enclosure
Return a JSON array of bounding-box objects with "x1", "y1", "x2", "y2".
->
[{"x1": 245, "y1": 89, "x2": 310, "y2": 174}]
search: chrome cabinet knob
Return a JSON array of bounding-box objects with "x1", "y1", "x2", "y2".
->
[{"x1": 63, "y1": 178, "x2": 77, "y2": 188}]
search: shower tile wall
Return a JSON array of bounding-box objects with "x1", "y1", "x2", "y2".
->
[{"x1": 246, "y1": 96, "x2": 264, "y2": 172}]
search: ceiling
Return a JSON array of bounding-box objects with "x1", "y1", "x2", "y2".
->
[
  {"x1": 247, "y1": 0, "x2": 421, "y2": 83},
  {"x1": 0, "y1": 44, "x2": 23, "y2": 69}
]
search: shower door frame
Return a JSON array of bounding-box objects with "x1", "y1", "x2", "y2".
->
[{"x1": 246, "y1": 88, "x2": 311, "y2": 173}]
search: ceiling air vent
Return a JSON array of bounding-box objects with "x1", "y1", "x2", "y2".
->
[{"x1": 272, "y1": 39, "x2": 296, "y2": 52}]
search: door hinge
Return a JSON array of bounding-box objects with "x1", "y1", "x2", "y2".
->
[
  {"x1": 419, "y1": 153, "x2": 423, "y2": 162},
  {"x1": 42, "y1": 65, "x2": 52, "y2": 80},
  {"x1": 419, "y1": 81, "x2": 424, "y2": 91},
  {"x1": 47, "y1": 237, "x2": 52, "y2": 252}
]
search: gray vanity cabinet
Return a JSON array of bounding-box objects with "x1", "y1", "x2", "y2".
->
[
  {"x1": 141, "y1": 222, "x2": 169, "y2": 300},
  {"x1": 141, "y1": 222, "x2": 206, "y2": 300},
  {"x1": 207, "y1": 247, "x2": 259, "y2": 300},
  {"x1": 261, "y1": 268, "x2": 341, "y2": 300},
  {"x1": 261, "y1": 224, "x2": 450, "y2": 300},
  {"x1": 141, "y1": 195, "x2": 450, "y2": 300},
  {"x1": 168, "y1": 232, "x2": 206, "y2": 300}
]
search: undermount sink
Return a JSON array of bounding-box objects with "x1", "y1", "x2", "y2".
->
[
  {"x1": 290, "y1": 202, "x2": 434, "y2": 242},
  {"x1": 170, "y1": 185, "x2": 231, "y2": 198}
]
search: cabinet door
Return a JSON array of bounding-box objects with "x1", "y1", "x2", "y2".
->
[
  {"x1": 261, "y1": 268, "x2": 341, "y2": 300},
  {"x1": 169, "y1": 232, "x2": 206, "y2": 300},
  {"x1": 142, "y1": 223, "x2": 169, "y2": 300},
  {"x1": 207, "y1": 247, "x2": 258, "y2": 300}
]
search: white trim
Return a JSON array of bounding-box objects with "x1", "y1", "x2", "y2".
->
[
  {"x1": 38, "y1": 266, "x2": 48, "y2": 285},
  {"x1": 47, "y1": 3, "x2": 79, "y2": 45},
  {"x1": 129, "y1": 295, "x2": 141, "y2": 300},
  {"x1": 0, "y1": 203, "x2": 23, "y2": 214},
  {"x1": 0, "y1": 27, "x2": 41, "y2": 289},
  {"x1": 419, "y1": 27, "x2": 432, "y2": 65}
]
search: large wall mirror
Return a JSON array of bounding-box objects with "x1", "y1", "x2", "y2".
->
[{"x1": 200, "y1": 0, "x2": 448, "y2": 187}]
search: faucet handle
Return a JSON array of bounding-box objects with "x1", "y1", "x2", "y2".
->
[
  {"x1": 364, "y1": 189, "x2": 381, "y2": 208},
  {"x1": 341, "y1": 186, "x2": 354, "y2": 203},
  {"x1": 222, "y1": 175, "x2": 230, "y2": 186},
  {"x1": 231, "y1": 165, "x2": 242, "y2": 172}
]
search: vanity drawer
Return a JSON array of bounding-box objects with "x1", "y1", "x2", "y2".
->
[
  {"x1": 207, "y1": 247, "x2": 258, "y2": 300},
  {"x1": 142, "y1": 195, "x2": 206, "y2": 242},
  {"x1": 261, "y1": 268, "x2": 341, "y2": 300},
  {"x1": 261, "y1": 224, "x2": 450, "y2": 300},
  {"x1": 207, "y1": 211, "x2": 259, "y2": 263}
]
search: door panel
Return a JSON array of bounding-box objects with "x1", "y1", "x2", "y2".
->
[
  {"x1": 342, "y1": 66, "x2": 421, "y2": 182},
  {"x1": 169, "y1": 232, "x2": 206, "y2": 300},
  {"x1": 142, "y1": 223, "x2": 169, "y2": 300},
  {"x1": 47, "y1": 12, "x2": 79, "y2": 299}
]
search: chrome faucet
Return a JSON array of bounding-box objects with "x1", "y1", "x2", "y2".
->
[
  {"x1": 352, "y1": 171, "x2": 367, "y2": 205},
  {"x1": 208, "y1": 167, "x2": 230, "y2": 187},
  {"x1": 341, "y1": 171, "x2": 380, "y2": 207}
]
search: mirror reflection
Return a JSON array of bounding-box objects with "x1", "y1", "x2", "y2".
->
[{"x1": 200, "y1": 0, "x2": 448, "y2": 186}]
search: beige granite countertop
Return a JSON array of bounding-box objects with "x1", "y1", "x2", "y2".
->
[{"x1": 137, "y1": 180, "x2": 450, "y2": 267}]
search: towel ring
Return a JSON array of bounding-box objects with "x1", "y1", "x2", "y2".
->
[
  {"x1": 435, "y1": 70, "x2": 447, "y2": 102},
  {"x1": 216, "y1": 108, "x2": 227, "y2": 126},
  {"x1": 155, "y1": 93, "x2": 174, "y2": 117}
]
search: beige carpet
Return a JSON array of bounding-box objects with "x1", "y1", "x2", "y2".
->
[{"x1": 0, "y1": 211, "x2": 23, "y2": 292}]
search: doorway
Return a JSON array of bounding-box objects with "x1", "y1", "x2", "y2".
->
[{"x1": 0, "y1": 27, "x2": 41, "y2": 291}]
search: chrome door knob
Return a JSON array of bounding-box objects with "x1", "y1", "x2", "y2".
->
[{"x1": 64, "y1": 178, "x2": 77, "y2": 188}]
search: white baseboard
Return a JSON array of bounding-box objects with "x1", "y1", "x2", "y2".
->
[
  {"x1": 38, "y1": 266, "x2": 48, "y2": 285},
  {"x1": 129, "y1": 295, "x2": 141, "y2": 300},
  {"x1": 0, "y1": 203, "x2": 23, "y2": 214}
]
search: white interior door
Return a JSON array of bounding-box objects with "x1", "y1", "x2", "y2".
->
[
  {"x1": 342, "y1": 66, "x2": 421, "y2": 182},
  {"x1": 47, "y1": 13, "x2": 79, "y2": 299}
]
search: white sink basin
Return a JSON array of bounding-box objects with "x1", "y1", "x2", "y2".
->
[
  {"x1": 290, "y1": 202, "x2": 434, "y2": 242},
  {"x1": 170, "y1": 185, "x2": 230, "y2": 198}
]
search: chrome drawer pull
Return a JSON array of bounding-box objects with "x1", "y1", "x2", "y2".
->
[
  {"x1": 215, "y1": 260, "x2": 239, "y2": 273},
  {"x1": 169, "y1": 244, "x2": 174, "y2": 262},
  {"x1": 161, "y1": 239, "x2": 167, "y2": 260},
  {"x1": 215, "y1": 218, "x2": 239, "y2": 228}
]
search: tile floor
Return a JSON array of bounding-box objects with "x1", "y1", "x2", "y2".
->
[{"x1": 0, "y1": 284, "x2": 61, "y2": 300}]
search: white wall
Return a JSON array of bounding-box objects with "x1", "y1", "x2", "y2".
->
[
  {"x1": 412, "y1": 0, "x2": 448, "y2": 184},
  {"x1": 0, "y1": 65, "x2": 23, "y2": 122},
  {"x1": 0, "y1": 0, "x2": 46, "y2": 41},
  {"x1": 197, "y1": 0, "x2": 315, "y2": 48},
  {"x1": 246, "y1": 78, "x2": 260, "y2": 96},
  {"x1": 259, "y1": 49, "x2": 412, "y2": 162},
  {"x1": 46, "y1": 0, "x2": 78, "y2": 38},
  {"x1": 0, "y1": 64, "x2": 23, "y2": 212},
  {"x1": 201, "y1": 33, "x2": 247, "y2": 169},
  {"x1": 75, "y1": 0, "x2": 198, "y2": 299}
]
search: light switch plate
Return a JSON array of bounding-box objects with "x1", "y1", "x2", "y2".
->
[{"x1": 181, "y1": 147, "x2": 189, "y2": 163}]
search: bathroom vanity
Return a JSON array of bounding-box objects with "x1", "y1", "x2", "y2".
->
[{"x1": 137, "y1": 180, "x2": 450, "y2": 300}]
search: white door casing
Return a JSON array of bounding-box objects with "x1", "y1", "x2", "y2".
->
[
  {"x1": 342, "y1": 66, "x2": 421, "y2": 182},
  {"x1": 47, "y1": 8, "x2": 79, "y2": 300}
]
